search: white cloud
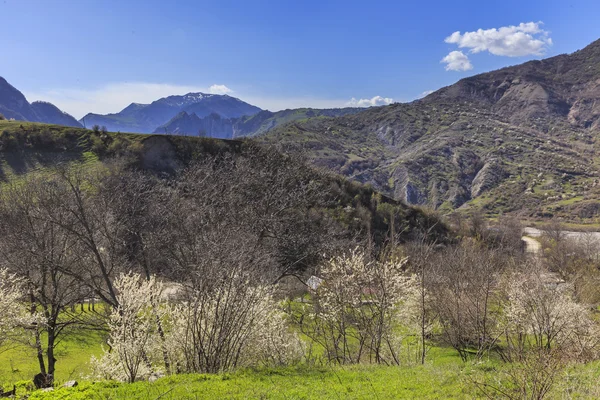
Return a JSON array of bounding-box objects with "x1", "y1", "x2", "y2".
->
[
  {"x1": 208, "y1": 84, "x2": 232, "y2": 95},
  {"x1": 24, "y1": 82, "x2": 233, "y2": 119},
  {"x1": 445, "y1": 22, "x2": 552, "y2": 57},
  {"x1": 441, "y1": 51, "x2": 473, "y2": 71},
  {"x1": 346, "y1": 96, "x2": 394, "y2": 107}
]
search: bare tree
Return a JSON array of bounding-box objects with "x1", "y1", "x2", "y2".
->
[
  {"x1": 474, "y1": 346, "x2": 566, "y2": 400},
  {"x1": 404, "y1": 239, "x2": 436, "y2": 364},
  {"x1": 0, "y1": 176, "x2": 92, "y2": 387},
  {"x1": 429, "y1": 241, "x2": 506, "y2": 360}
]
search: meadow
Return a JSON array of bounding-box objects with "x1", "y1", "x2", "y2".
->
[{"x1": 0, "y1": 335, "x2": 478, "y2": 399}]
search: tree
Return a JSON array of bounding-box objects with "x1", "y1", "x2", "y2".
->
[
  {"x1": 0, "y1": 268, "x2": 28, "y2": 348},
  {"x1": 429, "y1": 241, "x2": 506, "y2": 360},
  {"x1": 404, "y1": 239, "x2": 437, "y2": 364},
  {"x1": 500, "y1": 264, "x2": 600, "y2": 361},
  {"x1": 292, "y1": 249, "x2": 418, "y2": 365},
  {"x1": 91, "y1": 271, "x2": 304, "y2": 380},
  {"x1": 91, "y1": 273, "x2": 166, "y2": 383},
  {"x1": 42, "y1": 165, "x2": 132, "y2": 309},
  {"x1": 474, "y1": 346, "x2": 566, "y2": 400},
  {"x1": 0, "y1": 175, "x2": 92, "y2": 386}
]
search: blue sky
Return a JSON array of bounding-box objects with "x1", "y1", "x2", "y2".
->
[{"x1": 1, "y1": 0, "x2": 599, "y2": 118}]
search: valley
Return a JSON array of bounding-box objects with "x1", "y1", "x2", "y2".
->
[
  {"x1": 4, "y1": 40, "x2": 600, "y2": 222},
  {"x1": 2, "y1": 18, "x2": 600, "y2": 398}
]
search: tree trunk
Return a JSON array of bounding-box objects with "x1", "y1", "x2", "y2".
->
[{"x1": 47, "y1": 326, "x2": 56, "y2": 379}]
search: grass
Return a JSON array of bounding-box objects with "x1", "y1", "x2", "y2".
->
[
  {"x1": 555, "y1": 195, "x2": 585, "y2": 206},
  {"x1": 29, "y1": 361, "x2": 473, "y2": 400},
  {"x1": 1, "y1": 326, "x2": 478, "y2": 400},
  {"x1": 0, "y1": 330, "x2": 106, "y2": 388},
  {"x1": 1, "y1": 294, "x2": 600, "y2": 399},
  {"x1": 0, "y1": 306, "x2": 477, "y2": 400}
]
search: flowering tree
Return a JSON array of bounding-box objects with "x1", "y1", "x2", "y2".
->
[
  {"x1": 473, "y1": 264, "x2": 600, "y2": 400},
  {"x1": 172, "y1": 285, "x2": 304, "y2": 373},
  {"x1": 91, "y1": 273, "x2": 166, "y2": 382},
  {"x1": 501, "y1": 267, "x2": 600, "y2": 362},
  {"x1": 293, "y1": 249, "x2": 419, "y2": 365},
  {"x1": 92, "y1": 272, "x2": 304, "y2": 381},
  {"x1": 0, "y1": 268, "x2": 27, "y2": 348}
]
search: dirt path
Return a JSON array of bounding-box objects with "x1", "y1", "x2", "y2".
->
[{"x1": 523, "y1": 227, "x2": 600, "y2": 241}]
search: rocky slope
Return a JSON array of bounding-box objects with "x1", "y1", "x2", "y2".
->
[
  {"x1": 263, "y1": 38, "x2": 600, "y2": 221},
  {"x1": 80, "y1": 93, "x2": 261, "y2": 133}
]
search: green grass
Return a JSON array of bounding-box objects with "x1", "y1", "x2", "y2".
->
[
  {"x1": 26, "y1": 356, "x2": 600, "y2": 399},
  {"x1": 551, "y1": 195, "x2": 584, "y2": 206},
  {"x1": 29, "y1": 362, "x2": 473, "y2": 400},
  {"x1": 0, "y1": 330, "x2": 106, "y2": 387},
  {"x1": 0, "y1": 327, "x2": 477, "y2": 400},
  {"x1": 4, "y1": 310, "x2": 600, "y2": 399}
]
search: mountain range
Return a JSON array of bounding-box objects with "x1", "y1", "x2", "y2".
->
[
  {"x1": 0, "y1": 77, "x2": 81, "y2": 127},
  {"x1": 79, "y1": 93, "x2": 262, "y2": 133},
  {"x1": 154, "y1": 108, "x2": 364, "y2": 139},
  {"x1": 260, "y1": 38, "x2": 600, "y2": 220},
  {"x1": 3, "y1": 38, "x2": 600, "y2": 220},
  {"x1": 0, "y1": 77, "x2": 365, "y2": 138}
]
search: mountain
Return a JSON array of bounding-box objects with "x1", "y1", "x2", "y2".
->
[
  {"x1": 154, "y1": 111, "x2": 234, "y2": 138},
  {"x1": 422, "y1": 38, "x2": 600, "y2": 131},
  {"x1": 30, "y1": 101, "x2": 82, "y2": 127},
  {"x1": 0, "y1": 119, "x2": 449, "y2": 249},
  {"x1": 0, "y1": 77, "x2": 82, "y2": 127},
  {"x1": 262, "y1": 38, "x2": 600, "y2": 221},
  {"x1": 0, "y1": 77, "x2": 40, "y2": 121},
  {"x1": 154, "y1": 107, "x2": 365, "y2": 138},
  {"x1": 80, "y1": 93, "x2": 261, "y2": 133}
]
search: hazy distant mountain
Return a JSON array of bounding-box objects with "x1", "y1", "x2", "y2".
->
[
  {"x1": 30, "y1": 101, "x2": 82, "y2": 127},
  {"x1": 153, "y1": 111, "x2": 234, "y2": 138},
  {"x1": 0, "y1": 77, "x2": 82, "y2": 127},
  {"x1": 155, "y1": 107, "x2": 365, "y2": 138},
  {"x1": 80, "y1": 93, "x2": 262, "y2": 133},
  {"x1": 0, "y1": 77, "x2": 40, "y2": 121}
]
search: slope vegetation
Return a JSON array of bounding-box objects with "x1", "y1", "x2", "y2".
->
[{"x1": 0, "y1": 120, "x2": 447, "y2": 244}]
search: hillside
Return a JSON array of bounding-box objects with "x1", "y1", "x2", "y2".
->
[
  {"x1": 154, "y1": 107, "x2": 364, "y2": 138},
  {"x1": 0, "y1": 77, "x2": 81, "y2": 127},
  {"x1": 263, "y1": 38, "x2": 600, "y2": 222},
  {"x1": 80, "y1": 93, "x2": 262, "y2": 133},
  {"x1": 0, "y1": 120, "x2": 447, "y2": 243}
]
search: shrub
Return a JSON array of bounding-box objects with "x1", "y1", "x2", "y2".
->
[
  {"x1": 90, "y1": 274, "x2": 168, "y2": 383},
  {"x1": 90, "y1": 273, "x2": 304, "y2": 381},
  {"x1": 0, "y1": 268, "x2": 28, "y2": 347},
  {"x1": 292, "y1": 249, "x2": 419, "y2": 365}
]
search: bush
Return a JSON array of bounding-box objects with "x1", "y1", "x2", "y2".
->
[
  {"x1": 90, "y1": 273, "x2": 304, "y2": 382},
  {"x1": 291, "y1": 249, "x2": 420, "y2": 365}
]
